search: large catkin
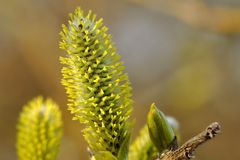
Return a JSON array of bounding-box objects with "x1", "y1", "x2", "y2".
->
[{"x1": 59, "y1": 7, "x2": 133, "y2": 158}]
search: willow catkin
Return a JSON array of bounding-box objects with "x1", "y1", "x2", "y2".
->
[
  {"x1": 59, "y1": 7, "x2": 133, "y2": 158},
  {"x1": 17, "y1": 97, "x2": 63, "y2": 160}
]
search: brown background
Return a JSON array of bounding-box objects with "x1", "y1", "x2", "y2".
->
[{"x1": 0, "y1": 0, "x2": 240, "y2": 159}]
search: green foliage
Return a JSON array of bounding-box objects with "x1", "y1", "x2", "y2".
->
[
  {"x1": 147, "y1": 103, "x2": 175, "y2": 153},
  {"x1": 129, "y1": 125, "x2": 157, "y2": 160},
  {"x1": 59, "y1": 7, "x2": 133, "y2": 158},
  {"x1": 16, "y1": 97, "x2": 63, "y2": 160}
]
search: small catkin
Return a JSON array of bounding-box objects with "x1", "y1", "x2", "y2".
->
[
  {"x1": 129, "y1": 125, "x2": 157, "y2": 160},
  {"x1": 17, "y1": 97, "x2": 63, "y2": 160}
]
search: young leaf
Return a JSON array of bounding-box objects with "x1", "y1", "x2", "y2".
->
[
  {"x1": 16, "y1": 96, "x2": 63, "y2": 160},
  {"x1": 117, "y1": 132, "x2": 131, "y2": 160},
  {"x1": 59, "y1": 7, "x2": 133, "y2": 157}
]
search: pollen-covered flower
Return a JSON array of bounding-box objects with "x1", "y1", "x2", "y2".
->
[{"x1": 59, "y1": 7, "x2": 133, "y2": 158}]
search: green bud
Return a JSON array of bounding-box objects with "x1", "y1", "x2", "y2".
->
[{"x1": 147, "y1": 103, "x2": 175, "y2": 153}]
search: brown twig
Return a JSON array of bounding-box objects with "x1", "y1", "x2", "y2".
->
[{"x1": 156, "y1": 122, "x2": 221, "y2": 160}]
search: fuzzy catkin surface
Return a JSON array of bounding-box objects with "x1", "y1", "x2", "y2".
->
[
  {"x1": 59, "y1": 7, "x2": 133, "y2": 156},
  {"x1": 17, "y1": 97, "x2": 62, "y2": 160}
]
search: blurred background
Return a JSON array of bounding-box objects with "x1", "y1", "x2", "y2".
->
[{"x1": 0, "y1": 0, "x2": 240, "y2": 159}]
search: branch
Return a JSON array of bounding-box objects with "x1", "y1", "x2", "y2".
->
[{"x1": 157, "y1": 122, "x2": 221, "y2": 160}]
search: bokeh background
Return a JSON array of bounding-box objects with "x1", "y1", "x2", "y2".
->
[{"x1": 1, "y1": 0, "x2": 240, "y2": 159}]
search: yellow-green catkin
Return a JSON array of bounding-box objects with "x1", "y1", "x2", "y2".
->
[
  {"x1": 17, "y1": 97, "x2": 63, "y2": 160},
  {"x1": 129, "y1": 125, "x2": 157, "y2": 160},
  {"x1": 59, "y1": 7, "x2": 133, "y2": 158}
]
